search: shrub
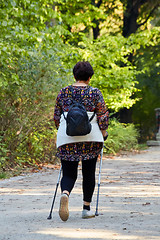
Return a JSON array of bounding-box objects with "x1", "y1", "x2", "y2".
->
[
  {"x1": 104, "y1": 119, "x2": 139, "y2": 154},
  {"x1": 0, "y1": 48, "x2": 72, "y2": 170}
]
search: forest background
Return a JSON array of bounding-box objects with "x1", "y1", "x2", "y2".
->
[{"x1": 0, "y1": 0, "x2": 160, "y2": 175}]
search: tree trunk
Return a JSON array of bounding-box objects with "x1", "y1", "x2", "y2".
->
[
  {"x1": 91, "y1": 0, "x2": 102, "y2": 39},
  {"x1": 122, "y1": 0, "x2": 139, "y2": 37},
  {"x1": 92, "y1": 20, "x2": 100, "y2": 39}
]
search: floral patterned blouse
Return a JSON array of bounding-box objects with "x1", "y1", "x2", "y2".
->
[{"x1": 54, "y1": 85, "x2": 109, "y2": 161}]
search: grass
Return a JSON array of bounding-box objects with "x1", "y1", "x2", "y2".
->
[{"x1": 0, "y1": 172, "x2": 8, "y2": 179}]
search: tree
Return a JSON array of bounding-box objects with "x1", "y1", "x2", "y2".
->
[
  {"x1": 121, "y1": 0, "x2": 160, "y2": 37},
  {"x1": 53, "y1": 0, "x2": 121, "y2": 41},
  {"x1": 53, "y1": 0, "x2": 160, "y2": 40}
]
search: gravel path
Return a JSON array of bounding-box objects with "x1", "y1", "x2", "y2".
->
[{"x1": 0, "y1": 146, "x2": 160, "y2": 240}]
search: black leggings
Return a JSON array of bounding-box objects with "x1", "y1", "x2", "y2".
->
[{"x1": 60, "y1": 157, "x2": 97, "y2": 203}]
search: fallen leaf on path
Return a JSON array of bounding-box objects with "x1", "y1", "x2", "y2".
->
[{"x1": 142, "y1": 202, "x2": 151, "y2": 206}]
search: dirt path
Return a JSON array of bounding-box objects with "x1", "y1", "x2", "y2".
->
[{"x1": 0, "y1": 146, "x2": 160, "y2": 240}]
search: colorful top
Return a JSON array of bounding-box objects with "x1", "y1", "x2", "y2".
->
[{"x1": 54, "y1": 85, "x2": 109, "y2": 161}]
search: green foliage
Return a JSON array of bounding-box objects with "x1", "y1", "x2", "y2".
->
[
  {"x1": 130, "y1": 27, "x2": 160, "y2": 139},
  {"x1": 0, "y1": 171, "x2": 7, "y2": 179},
  {"x1": 132, "y1": 88, "x2": 160, "y2": 141},
  {"x1": 0, "y1": 0, "x2": 54, "y2": 84},
  {"x1": 0, "y1": 0, "x2": 73, "y2": 170},
  {"x1": 104, "y1": 119, "x2": 139, "y2": 154},
  {"x1": 53, "y1": 0, "x2": 123, "y2": 41},
  {"x1": 0, "y1": 135, "x2": 9, "y2": 169},
  {"x1": 0, "y1": 45, "x2": 72, "y2": 169},
  {"x1": 15, "y1": 121, "x2": 57, "y2": 167},
  {"x1": 81, "y1": 35, "x2": 139, "y2": 111}
]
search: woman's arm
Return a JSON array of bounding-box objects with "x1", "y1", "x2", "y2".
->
[
  {"x1": 54, "y1": 91, "x2": 62, "y2": 129},
  {"x1": 95, "y1": 89, "x2": 109, "y2": 132}
]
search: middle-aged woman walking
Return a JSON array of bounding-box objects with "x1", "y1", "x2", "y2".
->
[{"x1": 54, "y1": 61, "x2": 109, "y2": 221}]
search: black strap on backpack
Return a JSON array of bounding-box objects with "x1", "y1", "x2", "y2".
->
[{"x1": 62, "y1": 86, "x2": 95, "y2": 136}]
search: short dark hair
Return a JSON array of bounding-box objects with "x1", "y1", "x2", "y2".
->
[{"x1": 73, "y1": 61, "x2": 94, "y2": 81}]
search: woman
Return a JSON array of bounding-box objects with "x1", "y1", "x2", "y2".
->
[{"x1": 54, "y1": 61, "x2": 109, "y2": 221}]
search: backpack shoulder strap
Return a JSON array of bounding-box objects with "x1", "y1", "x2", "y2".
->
[
  {"x1": 89, "y1": 111, "x2": 96, "y2": 122},
  {"x1": 61, "y1": 86, "x2": 74, "y2": 120},
  {"x1": 62, "y1": 85, "x2": 74, "y2": 120},
  {"x1": 83, "y1": 86, "x2": 96, "y2": 122},
  {"x1": 62, "y1": 111, "x2": 66, "y2": 120}
]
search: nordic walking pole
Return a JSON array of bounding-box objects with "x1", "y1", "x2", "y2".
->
[
  {"x1": 95, "y1": 147, "x2": 103, "y2": 216},
  {"x1": 47, "y1": 165, "x2": 62, "y2": 220}
]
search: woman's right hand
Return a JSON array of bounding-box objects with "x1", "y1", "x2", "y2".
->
[{"x1": 101, "y1": 130, "x2": 108, "y2": 141}]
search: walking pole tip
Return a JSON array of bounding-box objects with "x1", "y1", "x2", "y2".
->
[{"x1": 47, "y1": 214, "x2": 52, "y2": 220}]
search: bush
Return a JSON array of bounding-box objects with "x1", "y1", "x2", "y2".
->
[
  {"x1": 104, "y1": 119, "x2": 139, "y2": 154},
  {"x1": 0, "y1": 48, "x2": 72, "y2": 170}
]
